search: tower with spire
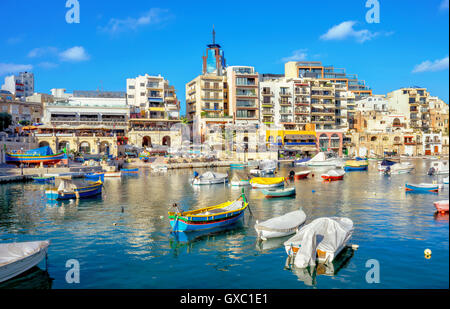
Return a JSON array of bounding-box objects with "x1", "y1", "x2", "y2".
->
[{"x1": 202, "y1": 25, "x2": 226, "y2": 76}]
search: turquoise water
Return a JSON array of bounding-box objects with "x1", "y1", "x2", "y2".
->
[{"x1": 0, "y1": 159, "x2": 448, "y2": 289}]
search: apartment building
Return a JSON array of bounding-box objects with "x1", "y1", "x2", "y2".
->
[
  {"x1": 1, "y1": 72, "x2": 35, "y2": 99},
  {"x1": 387, "y1": 87, "x2": 431, "y2": 132},
  {"x1": 126, "y1": 74, "x2": 180, "y2": 120},
  {"x1": 226, "y1": 66, "x2": 259, "y2": 125},
  {"x1": 428, "y1": 96, "x2": 449, "y2": 134},
  {"x1": 0, "y1": 91, "x2": 43, "y2": 125},
  {"x1": 285, "y1": 61, "x2": 372, "y2": 98}
]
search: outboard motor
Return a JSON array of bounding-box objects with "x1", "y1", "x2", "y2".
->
[
  {"x1": 384, "y1": 166, "x2": 391, "y2": 176},
  {"x1": 193, "y1": 171, "x2": 199, "y2": 178},
  {"x1": 428, "y1": 167, "x2": 436, "y2": 176}
]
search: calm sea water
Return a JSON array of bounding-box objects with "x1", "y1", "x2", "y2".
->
[{"x1": 0, "y1": 159, "x2": 448, "y2": 289}]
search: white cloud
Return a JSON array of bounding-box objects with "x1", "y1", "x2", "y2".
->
[
  {"x1": 440, "y1": 0, "x2": 449, "y2": 10},
  {"x1": 0, "y1": 63, "x2": 33, "y2": 76},
  {"x1": 28, "y1": 47, "x2": 58, "y2": 58},
  {"x1": 281, "y1": 49, "x2": 308, "y2": 62},
  {"x1": 59, "y1": 46, "x2": 90, "y2": 62},
  {"x1": 412, "y1": 56, "x2": 449, "y2": 73},
  {"x1": 99, "y1": 8, "x2": 171, "y2": 34},
  {"x1": 320, "y1": 21, "x2": 383, "y2": 43},
  {"x1": 38, "y1": 62, "x2": 59, "y2": 69}
]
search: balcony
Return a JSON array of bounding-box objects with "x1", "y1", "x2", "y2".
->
[
  {"x1": 280, "y1": 109, "x2": 292, "y2": 114},
  {"x1": 295, "y1": 109, "x2": 309, "y2": 114},
  {"x1": 279, "y1": 99, "x2": 291, "y2": 105},
  {"x1": 262, "y1": 109, "x2": 274, "y2": 115},
  {"x1": 279, "y1": 92, "x2": 292, "y2": 97},
  {"x1": 261, "y1": 101, "x2": 274, "y2": 107},
  {"x1": 261, "y1": 90, "x2": 274, "y2": 96}
]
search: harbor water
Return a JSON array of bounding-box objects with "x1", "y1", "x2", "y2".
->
[{"x1": 0, "y1": 159, "x2": 448, "y2": 289}]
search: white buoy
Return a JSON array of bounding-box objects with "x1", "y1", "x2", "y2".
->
[{"x1": 424, "y1": 249, "x2": 432, "y2": 256}]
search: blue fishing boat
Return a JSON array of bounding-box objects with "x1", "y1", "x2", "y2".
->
[
  {"x1": 32, "y1": 176, "x2": 55, "y2": 183},
  {"x1": 5, "y1": 146, "x2": 65, "y2": 166},
  {"x1": 85, "y1": 173, "x2": 105, "y2": 182},
  {"x1": 230, "y1": 163, "x2": 245, "y2": 169},
  {"x1": 45, "y1": 180, "x2": 103, "y2": 200},
  {"x1": 405, "y1": 183, "x2": 439, "y2": 193},
  {"x1": 344, "y1": 159, "x2": 369, "y2": 171},
  {"x1": 168, "y1": 190, "x2": 249, "y2": 232},
  {"x1": 121, "y1": 168, "x2": 139, "y2": 173}
]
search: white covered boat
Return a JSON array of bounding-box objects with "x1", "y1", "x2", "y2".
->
[
  {"x1": 249, "y1": 159, "x2": 277, "y2": 176},
  {"x1": 428, "y1": 161, "x2": 449, "y2": 175},
  {"x1": 443, "y1": 176, "x2": 449, "y2": 184},
  {"x1": 192, "y1": 172, "x2": 228, "y2": 185},
  {"x1": 284, "y1": 217, "x2": 353, "y2": 268},
  {"x1": 255, "y1": 210, "x2": 306, "y2": 240},
  {"x1": 151, "y1": 164, "x2": 168, "y2": 172},
  {"x1": 303, "y1": 152, "x2": 344, "y2": 167},
  {"x1": 0, "y1": 240, "x2": 50, "y2": 283},
  {"x1": 384, "y1": 162, "x2": 415, "y2": 174},
  {"x1": 230, "y1": 174, "x2": 250, "y2": 186}
]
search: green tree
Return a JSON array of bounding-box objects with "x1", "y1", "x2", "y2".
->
[{"x1": 0, "y1": 113, "x2": 12, "y2": 131}]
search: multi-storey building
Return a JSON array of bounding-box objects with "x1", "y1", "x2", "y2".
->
[
  {"x1": 428, "y1": 96, "x2": 449, "y2": 135},
  {"x1": 355, "y1": 95, "x2": 389, "y2": 112},
  {"x1": 285, "y1": 61, "x2": 372, "y2": 98},
  {"x1": 186, "y1": 29, "x2": 232, "y2": 143},
  {"x1": 226, "y1": 66, "x2": 259, "y2": 125},
  {"x1": 387, "y1": 87, "x2": 431, "y2": 132},
  {"x1": 126, "y1": 74, "x2": 180, "y2": 120},
  {"x1": 35, "y1": 90, "x2": 129, "y2": 156},
  {"x1": 0, "y1": 90, "x2": 43, "y2": 125},
  {"x1": 1, "y1": 72, "x2": 35, "y2": 99}
]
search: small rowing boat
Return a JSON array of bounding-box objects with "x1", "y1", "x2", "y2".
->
[
  {"x1": 261, "y1": 186, "x2": 296, "y2": 198},
  {"x1": 45, "y1": 179, "x2": 103, "y2": 200},
  {"x1": 192, "y1": 171, "x2": 228, "y2": 185},
  {"x1": 32, "y1": 176, "x2": 55, "y2": 183},
  {"x1": 104, "y1": 171, "x2": 122, "y2": 177},
  {"x1": 344, "y1": 159, "x2": 368, "y2": 171},
  {"x1": 294, "y1": 170, "x2": 310, "y2": 180},
  {"x1": 168, "y1": 191, "x2": 248, "y2": 232},
  {"x1": 255, "y1": 210, "x2": 306, "y2": 240},
  {"x1": 121, "y1": 168, "x2": 139, "y2": 173},
  {"x1": 321, "y1": 169, "x2": 345, "y2": 181},
  {"x1": 249, "y1": 177, "x2": 285, "y2": 189},
  {"x1": 434, "y1": 200, "x2": 449, "y2": 213},
  {"x1": 284, "y1": 217, "x2": 353, "y2": 268},
  {"x1": 85, "y1": 173, "x2": 104, "y2": 182},
  {"x1": 0, "y1": 240, "x2": 50, "y2": 283},
  {"x1": 405, "y1": 183, "x2": 439, "y2": 193}
]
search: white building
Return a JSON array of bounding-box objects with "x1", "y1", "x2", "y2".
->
[
  {"x1": 126, "y1": 74, "x2": 179, "y2": 120},
  {"x1": 1, "y1": 72, "x2": 34, "y2": 99},
  {"x1": 355, "y1": 95, "x2": 389, "y2": 112}
]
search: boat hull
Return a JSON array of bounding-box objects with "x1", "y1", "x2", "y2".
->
[
  {"x1": 251, "y1": 182, "x2": 284, "y2": 189},
  {"x1": 434, "y1": 200, "x2": 449, "y2": 212},
  {"x1": 294, "y1": 171, "x2": 310, "y2": 180},
  {"x1": 169, "y1": 211, "x2": 244, "y2": 232},
  {"x1": 230, "y1": 180, "x2": 250, "y2": 186},
  {"x1": 45, "y1": 182, "x2": 103, "y2": 200},
  {"x1": 321, "y1": 175, "x2": 344, "y2": 181},
  {"x1": 5, "y1": 152, "x2": 65, "y2": 166},
  {"x1": 193, "y1": 178, "x2": 228, "y2": 185},
  {"x1": 262, "y1": 188, "x2": 296, "y2": 198},
  {"x1": 405, "y1": 183, "x2": 439, "y2": 192},
  {"x1": 0, "y1": 241, "x2": 49, "y2": 283},
  {"x1": 344, "y1": 165, "x2": 368, "y2": 171},
  {"x1": 104, "y1": 172, "x2": 122, "y2": 177}
]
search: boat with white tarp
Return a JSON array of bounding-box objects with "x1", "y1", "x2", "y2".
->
[
  {"x1": 191, "y1": 171, "x2": 228, "y2": 185},
  {"x1": 255, "y1": 210, "x2": 306, "y2": 240},
  {"x1": 284, "y1": 217, "x2": 353, "y2": 268},
  {"x1": 0, "y1": 240, "x2": 50, "y2": 283}
]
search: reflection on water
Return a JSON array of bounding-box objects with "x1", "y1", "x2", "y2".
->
[
  {"x1": 0, "y1": 160, "x2": 448, "y2": 288},
  {"x1": 0, "y1": 266, "x2": 53, "y2": 289},
  {"x1": 285, "y1": 247, "x2": 356, "y2": 287}
]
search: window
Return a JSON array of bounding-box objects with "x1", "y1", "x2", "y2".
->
[{"x1": 129, "y1": 85, "x2": 135, "y2": 89}]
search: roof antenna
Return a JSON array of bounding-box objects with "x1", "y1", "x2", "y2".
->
[{"x1": 212, "y1": 25, "x2": 215, "y2": 45}]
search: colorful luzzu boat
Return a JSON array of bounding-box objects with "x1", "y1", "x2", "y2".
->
[
  {"x1": 85, "y1": 173, "x2": 105, "y2": 182},
  {"x1": 5, "y1": 146, "x2": 65, "y2": 166},
  {"x1": 405, "y1": 183, "x2": 439, "y2": 193},
  {"x1": 344, "y1": 159, "x2": 368, "y2": 171},
  {"x1": 168, "y1": 191, "x2": 248, "y2": 232},
  {"x1": 45, "y1": 180, "x2": 103, "y2": 200}
]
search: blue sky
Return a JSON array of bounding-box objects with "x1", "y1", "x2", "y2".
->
[{"x1": 0, "y1": 0, "x2": 448, "y2": 115}]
